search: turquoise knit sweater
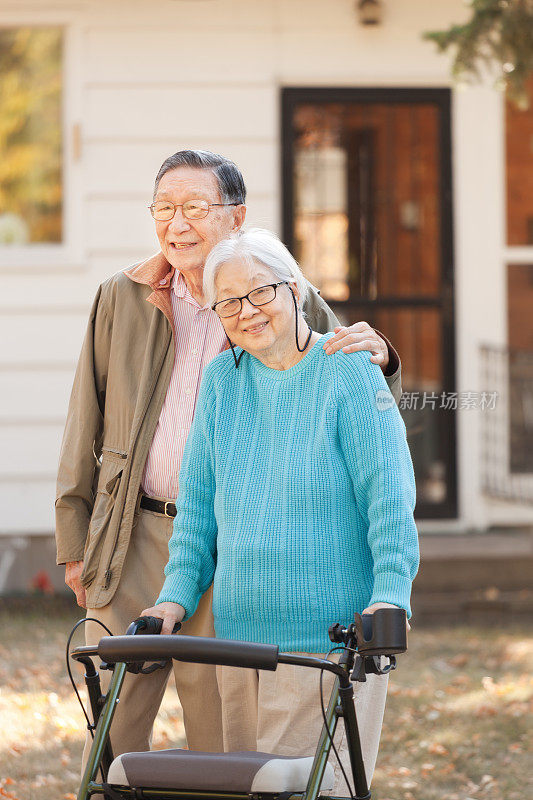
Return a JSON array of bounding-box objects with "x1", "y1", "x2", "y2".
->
[{"x1": 157, "y1": 333, "x2": 419, "y2": 653}]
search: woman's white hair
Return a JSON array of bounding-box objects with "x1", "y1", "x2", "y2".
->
[{"x1": 203, "y1": 228, "x2": 309, "y2": 309}]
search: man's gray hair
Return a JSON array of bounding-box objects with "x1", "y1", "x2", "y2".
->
[
  {"x1": 204, "y1": 228, "x2": 309, "y2": 308},
  {"x1": 153, "y1": 150, "x2": 246, "y2": 204}
]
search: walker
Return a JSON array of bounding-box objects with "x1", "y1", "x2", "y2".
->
[{"x1": 69, "y1": 607, "x2": 407, "y2": 800}]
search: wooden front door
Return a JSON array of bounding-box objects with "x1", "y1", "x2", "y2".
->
[{"x1": 282, "y1": 87, "x2": 456, "y2": 519}]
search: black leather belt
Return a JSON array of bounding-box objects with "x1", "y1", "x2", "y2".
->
[{"x1": 140, "y1": 494, "x2": 176, "y2": 517}]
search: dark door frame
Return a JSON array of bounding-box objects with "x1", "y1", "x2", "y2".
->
[{"x1": 281, "y1": 86, "x2": 457, "y2": 520}]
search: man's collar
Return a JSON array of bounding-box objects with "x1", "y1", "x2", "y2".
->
[
  {"x1": 172, "y1": 270, "x2": 187, "y2": 299},
  {"x1": 124, "y1": 251, "x2": 211, "y2": 310},
  {"x1": 124, "y1": 251, "x2": 174, "y2": 290}
]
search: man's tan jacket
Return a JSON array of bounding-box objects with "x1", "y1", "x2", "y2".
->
[{"x1": 55, "y1": 252, "x2": 402, "y2": 609}]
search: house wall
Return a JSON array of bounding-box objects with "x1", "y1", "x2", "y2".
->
[{"x1": 0, "y1": 0, "x2": 531, "y2": 581}]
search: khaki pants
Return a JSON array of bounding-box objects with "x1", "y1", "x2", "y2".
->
[
  {"x1": 83, "y1": 508, "x2": 223, "y2": 766},
  {"x1": 216, "y1": 657, "x2": 388, "y2": 794}
]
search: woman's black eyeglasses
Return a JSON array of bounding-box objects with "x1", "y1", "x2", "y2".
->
[{"x1": 212, "y1": 281, "x2": 289, "y2": 318}]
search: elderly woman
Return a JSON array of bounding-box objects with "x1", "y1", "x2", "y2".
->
[{"x1": 142, "y1": 228, "x2": 419, "y2": 789}]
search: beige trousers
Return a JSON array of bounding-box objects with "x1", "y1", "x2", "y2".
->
[
  {"x1": 216, "y1": 658, "x2": 388, "y2": 795},
  {"x1": 83, "y1": 508, "x2": 223, "y2": 765}
]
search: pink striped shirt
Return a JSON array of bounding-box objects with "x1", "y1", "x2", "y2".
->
[{"x1": 141, "y1": 271, "x2": 227, "y2": 499}]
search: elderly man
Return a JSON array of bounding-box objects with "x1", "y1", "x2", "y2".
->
[{"x1": 55, "y1": 150, "x2": 402, "y2": 759}]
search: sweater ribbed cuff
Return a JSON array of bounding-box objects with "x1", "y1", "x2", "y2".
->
[
  {"x1": 369, "y1": 572, "x2": 413, "y2": 618},
  {"x1": 157, "y1": 573, "x2": 201, "y2": 621}
]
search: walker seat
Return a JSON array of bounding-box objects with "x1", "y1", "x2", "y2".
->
[{"x1": 107, "y1": 749, "x2": 335, "y2": 793}]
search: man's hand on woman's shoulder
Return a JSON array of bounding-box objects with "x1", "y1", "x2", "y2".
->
[{"x1": 323, "y1": 322, "x2": 388, "y2": 370}]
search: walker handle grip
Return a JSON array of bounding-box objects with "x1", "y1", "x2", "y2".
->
[{"x1": 98, "y1": 634, "x2": 279, "y2": 671}]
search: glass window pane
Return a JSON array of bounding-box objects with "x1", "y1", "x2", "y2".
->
[
  {"x1": 506, "y1": 77, "x2": 533, "y2": 246},
  {"x1": 334, "y1": 304, "x2": 449, "y2": 509},
  {"x1": 507, "y1": 264, "x2": 533, "y2": 474},
  {"x1": 376, "y1": 307, "x2": 448, "y2": 508},
  {"x1": 292, "y1": 102, "x2": 441, "y2": 300},
  {"x1": 0, "y1": 27, "x2": 62, "y2": 244},
  {"x1": 508, "y1": 263, "x2": 533, "y2": 351}
]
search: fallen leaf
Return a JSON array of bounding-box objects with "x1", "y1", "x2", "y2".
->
[
  {"x1": 449, "y1": 654, "x2": 468, "y2": 667},
  {"x1": 428, "y1": 742, "x2": 448, "y2": 756}
]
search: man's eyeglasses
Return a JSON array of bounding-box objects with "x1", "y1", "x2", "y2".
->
[
  {"x1": 212, "y1": 282, "x2": 289, "y2": 318},
  {"x1": 149, "y1": 199, "x2": 240, "y2": 222}
]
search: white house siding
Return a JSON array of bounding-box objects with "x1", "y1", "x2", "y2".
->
[{"x1": 0, "y1": 0, "x2": 531, "y2": 584}]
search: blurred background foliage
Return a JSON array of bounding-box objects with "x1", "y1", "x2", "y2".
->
[
  {"x1": 0, "y1": 27, "x2": 62, "y2": 244},
  {"x1": 424, "y1": 0, "x2": 533, "y2": 109}
]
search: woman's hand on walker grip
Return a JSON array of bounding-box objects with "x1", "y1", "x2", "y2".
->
[
  {"x1": 362, "y1": 601, "x2": 411, "y2": 632},
  {"x1": 140, "y1": 601, "x2": 186, "y2": 635}
]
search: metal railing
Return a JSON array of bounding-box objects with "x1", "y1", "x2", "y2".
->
[{"x1": 480, "y1": 345, "x2": 533, "y2": 504}]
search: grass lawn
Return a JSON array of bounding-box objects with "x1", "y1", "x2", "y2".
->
[{"x1": 0, "y1": 603, "x2": 531, "y2": 800}]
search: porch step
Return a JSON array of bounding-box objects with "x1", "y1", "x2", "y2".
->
[{"x1": 412, "y1": 527, "x2": 533, "y2": 624}]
